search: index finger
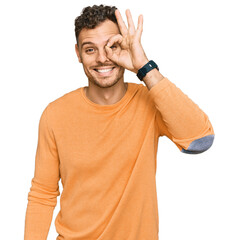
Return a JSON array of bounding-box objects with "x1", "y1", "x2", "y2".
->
[{"x1": 115, "y1": 9, "x2": 128, "y2": 37}]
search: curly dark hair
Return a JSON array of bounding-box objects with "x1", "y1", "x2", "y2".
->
[{"x1": 74, "y1": 4, "x2": 118, "y2": 47}]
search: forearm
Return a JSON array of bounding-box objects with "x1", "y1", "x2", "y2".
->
[
  {"x1": 148, "y1": 77, "x2": 214, "y2": 151},
  {"x1": 24, "y1": 203, "x2": 55, "y2": 240},
  {"x1": 142, "y1": 68, "x2": 165, "y2": 90}
]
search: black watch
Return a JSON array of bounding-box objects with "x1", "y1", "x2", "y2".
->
[{"x1": 137, "y1": 60, "x2": 159, "y2": 81}]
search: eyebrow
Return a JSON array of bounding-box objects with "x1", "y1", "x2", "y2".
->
[
  {"x1": 81, "y1": 39, "x2": 112, "y2": 49},
  {"x1": 81, "y1": 41, "x2": 95, "y2": 49}
]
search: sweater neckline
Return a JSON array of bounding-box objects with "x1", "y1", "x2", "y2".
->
[{"x1": 80, "y1": 82, "x2": 132, "y2": 110}]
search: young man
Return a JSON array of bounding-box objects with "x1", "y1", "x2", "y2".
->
[{"x1": 24, "y1": 4, "x2": 215, "y2": 240}]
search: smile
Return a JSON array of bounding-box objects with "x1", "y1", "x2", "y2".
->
[
  {"x1": 94, "y1": 67, "x2": 115, "y2": 76},
  {"x1": 94, "y1": 67, "x2": 114, "y2": 73}
]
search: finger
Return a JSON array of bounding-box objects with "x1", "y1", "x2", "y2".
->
[
  {"x1": 105, "y1": 34, "x2": 123, "y2": 64},
  {"x1": 105, "y1": 46, "x2": 119, "y2": 64},
  {"x1": 136, "y1": 14, "x2": 143, "y2": 38},
  {"x1": 106, "y1": 34, "x2": 123, "y2": 48},
  {"x1": 125, "y1": 9, "x2": 136, "y2": 34},
  {"x1": 115, "y1": 9, "x2": 128, "y2": 37}
]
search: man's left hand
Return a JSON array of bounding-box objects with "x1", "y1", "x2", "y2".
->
[{"x1": 105, "y1": 9, "x2": 149, "y2": 73}]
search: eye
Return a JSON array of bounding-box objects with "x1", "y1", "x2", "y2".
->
[
  {"x1": 110, "y1": 45, "x2": 117, "y2": 49},
  {"x1": 85, "y1": 48, "x2": 94, "y2": 53}
]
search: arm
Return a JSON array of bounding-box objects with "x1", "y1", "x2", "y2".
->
[
  {"x1": 104, "y1": 9, "x2": 214, "y2": 153},
  {"x1": 24, "y1": 104, "x2": 60, "y2": 240},
  {"x1": 143, "y1": 69, "x2": 214, "y2": 154},
  {"x1": 144, "y1": 69, "x2": 214, "y2": 154}
]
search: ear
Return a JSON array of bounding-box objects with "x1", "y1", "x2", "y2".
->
[{"x1": 75, "y1": 44, "x2": 82, "y2": 63}]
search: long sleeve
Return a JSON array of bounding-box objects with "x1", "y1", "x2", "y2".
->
[
  {"x1": 24, "y1": 104, "x2": 61, "y2": 240},
  {"x1": 148, "y1": 77, "x2": 215, "y2": 153}
]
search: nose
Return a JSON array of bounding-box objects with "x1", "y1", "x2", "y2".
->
[{"x1": 96, "y1": 48, "x2": 109, "y2": 63}]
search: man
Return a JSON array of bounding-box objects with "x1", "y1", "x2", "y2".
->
[{"x1": 24, "y1": 4, "x2": 215, "y2": 240}]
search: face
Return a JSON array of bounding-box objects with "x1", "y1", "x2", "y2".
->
[{"x1": 75, "y1": 20, "x2": 125, "y2": 89}]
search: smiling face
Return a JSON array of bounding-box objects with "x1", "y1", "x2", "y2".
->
[{"x1": 75, "y1": 20, "x2": 125, "y2": 89}]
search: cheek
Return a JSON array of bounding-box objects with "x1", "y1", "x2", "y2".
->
[{"x1": 81, "y1": 55, "x2": 95, "y2": 68}]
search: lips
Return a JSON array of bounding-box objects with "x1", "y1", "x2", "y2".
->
[
  {"x1": 93, "y1": 67, "x2": 115, "y2": 76},
  {"x1": 94, "y1": 67, "x2": 115, "y2": 73}
]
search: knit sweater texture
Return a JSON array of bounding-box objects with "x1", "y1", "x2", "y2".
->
[{"x1": 24, "y1": 77, "x2": 214, "y2": 240}]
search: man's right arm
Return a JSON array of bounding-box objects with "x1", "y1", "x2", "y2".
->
[{"x1": 24, "y1": 104, "x2": 60, "y2": 240}]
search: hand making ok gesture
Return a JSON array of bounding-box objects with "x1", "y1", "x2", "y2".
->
[{"x1": 105, "y1": 9, "x2": 149, "y2": 73}]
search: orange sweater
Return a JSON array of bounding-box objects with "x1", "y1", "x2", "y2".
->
[{"x1": 24, "y1": 77, "x2": 214, "y2": 240}]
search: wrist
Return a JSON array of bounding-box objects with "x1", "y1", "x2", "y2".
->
[
  {"x1": 136, "y1": 58, "x2": 149, "y2": 71},
  {"x1": 132, "y1": 57, "x2": 149, "y2": 73},
  {"x1": 136, "y1": 60, "x2": 159, "y2": 81}
]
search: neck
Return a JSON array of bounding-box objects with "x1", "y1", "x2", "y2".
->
[{"x1": 84, "y1": 81, "x2": 128, "y2": 106}]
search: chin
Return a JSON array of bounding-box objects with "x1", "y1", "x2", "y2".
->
[
  {"x1": 88, "y1": 68, "x2": 123, "y2": 88},
  {"x1": 91, "y1": 77, "x2": 121, "y2": 89}
]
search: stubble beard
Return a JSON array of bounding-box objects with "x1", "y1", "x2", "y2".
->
[{"x1": 87, "y1": 66, "x2": 125, "y2": 89}]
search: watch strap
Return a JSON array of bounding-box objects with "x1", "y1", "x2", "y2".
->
[{"x1": 137, "y1": 60, "x2": 159, "y2": 81}]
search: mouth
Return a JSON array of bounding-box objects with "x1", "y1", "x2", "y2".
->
[{"x1": 93, "y1": 67, "x2": 116, "y2": 76}]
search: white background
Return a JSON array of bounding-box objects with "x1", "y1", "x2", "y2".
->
[{"x1": 0, "y1": 0, "x2": 238, "y2": 239}]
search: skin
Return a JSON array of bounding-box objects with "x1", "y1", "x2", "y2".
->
[
  {"x1": 75, "y1": 20, "x2": 127, "y2": 105},
  {"x1": 75, "y1": 9, "x2": 164, "y2": 105}
]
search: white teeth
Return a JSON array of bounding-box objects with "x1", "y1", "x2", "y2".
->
[{"x1": 96, "y1": 68, "x2": 113, "y2": 73}]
